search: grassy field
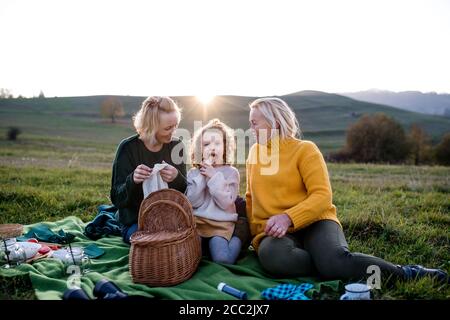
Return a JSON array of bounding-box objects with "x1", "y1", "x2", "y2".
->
[{"x1": 0, "y1": 148, "x2": 449, "y2": 299}]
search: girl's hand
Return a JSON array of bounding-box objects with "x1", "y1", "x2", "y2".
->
[
  {"x1": 199, "y1": 163, "x2": 216, "y2": 179},
  {"x1": 203, "y1": 156, "x2": 214, "y2": 166},
  {"x1": 265, "y1": 213, "x2": 293, "y2": 238},
  {"x1": 133, "y1": 164, "x2": 152, "y2": 184},
  {"x1": 160, "y1": 162, "x2": 179, "y2": 183}
]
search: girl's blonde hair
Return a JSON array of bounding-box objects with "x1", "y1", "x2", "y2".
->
[
  {"x1": 249, "y1": 97, "x2": 301, "y2": 139},
  {"x1": 190, "y1": 118, "x2": 236, "y2": 168},
  {"x1": 133, "y1": 96, "x2": 181, "y2": 139}
]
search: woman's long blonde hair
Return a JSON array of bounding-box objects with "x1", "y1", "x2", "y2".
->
[
  {"x1": 249, "y1": 97, "x2": 301, "y2": 139},
  {"x1": 133, "y1": 96, "x2": 181, "y2": 139},
  {"x1": 190, "y1": 118, "x2": 236, "y2": 168}
]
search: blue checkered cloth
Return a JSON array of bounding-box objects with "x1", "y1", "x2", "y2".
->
[{"x1": 261, "y1": 283, "x2": 314, "y2": 300}]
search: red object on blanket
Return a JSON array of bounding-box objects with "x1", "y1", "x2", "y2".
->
[
  {"x1": 28, "y1": 239, "x2": 62, "y2": 250},
  {"x1": 38, "y1": 246, "x2": 51, "y2": 255}
]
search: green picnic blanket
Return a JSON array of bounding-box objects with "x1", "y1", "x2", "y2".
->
[{"x1": 0, "y1": 216, "x2": 343, "y2": 300}]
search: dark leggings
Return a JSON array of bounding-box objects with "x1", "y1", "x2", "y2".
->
[
  {"x1": 121, "y1": 223, "x2": 138, "y2": 244},
  {"x1": 258, "y1": 220, "x2": 405, "y2": 283}
]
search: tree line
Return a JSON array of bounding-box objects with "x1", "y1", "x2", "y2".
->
[{"x1": 327, "y1": 113, "x2": 450, "y2": 166}]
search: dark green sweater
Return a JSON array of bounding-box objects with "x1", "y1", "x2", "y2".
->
[{"x1": 110, "y1": 134, "x2": 187, "y2": 226}]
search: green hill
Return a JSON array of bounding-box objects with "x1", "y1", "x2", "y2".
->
[{"x1": 1, "y1": 91, "x2": 449, "y2": 154}]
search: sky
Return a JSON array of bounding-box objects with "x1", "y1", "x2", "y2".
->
[{"x1": 1, "y1": 0, "x2": 449, "y2": 98}]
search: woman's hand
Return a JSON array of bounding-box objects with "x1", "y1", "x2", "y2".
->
[
  {"x1": 160, "y1": 162, "x2": 179, "y2": 183},
  {"x1": 133, "y1": 164, "x2": 152, "y2": 184},
  {"x1": 265, "y1": 213, "x2": 293, "y2": 238},
  {"x1": 199, "y1": 162, "x2": 216, "y2": 179}
]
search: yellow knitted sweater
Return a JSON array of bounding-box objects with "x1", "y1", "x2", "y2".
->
[{"x1": 245, "y1": 136, "x2": 341, "y2": 252}]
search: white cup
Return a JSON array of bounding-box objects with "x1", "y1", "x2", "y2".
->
[{"x1": 340, "y1": 283, "x2": 371, "y2": 300}]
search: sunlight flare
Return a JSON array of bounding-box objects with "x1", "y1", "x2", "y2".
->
[{"x1": 196, "y1": 95, "x2": 215, "y2": 106}]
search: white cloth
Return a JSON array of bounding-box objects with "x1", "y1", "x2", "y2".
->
[{"x1": 142, "y1": 163, "x2": 168, "y2": 199}]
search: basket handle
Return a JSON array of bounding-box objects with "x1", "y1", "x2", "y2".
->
[{"x1": 138, "y1": 199, "x2": 194, "y2": 231}]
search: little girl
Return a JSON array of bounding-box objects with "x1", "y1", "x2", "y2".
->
[{"x1": 186, "y1": 119, "x2": 242, "y2": 264}]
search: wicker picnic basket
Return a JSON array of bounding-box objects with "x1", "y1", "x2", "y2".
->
[
  {"x1": 0, "y1": 224, "x2": 23, "y2": 239},
  {"x1": 129, "y1": 189, "x2": 201, "y2": 286}
]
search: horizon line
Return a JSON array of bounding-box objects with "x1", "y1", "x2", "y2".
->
[{"x1": 3, "y1": 88, "x2": 450, "y2": 99}]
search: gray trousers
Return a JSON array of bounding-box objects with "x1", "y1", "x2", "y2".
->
[{"x1": 258, "y1": 220, "x2": 405, "y2": 283}]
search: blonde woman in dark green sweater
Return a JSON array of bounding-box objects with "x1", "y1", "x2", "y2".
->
[{"x1": 110, "y1": 96, "x2": 187, "y2": 243}]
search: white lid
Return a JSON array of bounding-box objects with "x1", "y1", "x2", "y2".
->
[
  {"x1": 217, "y1": 282, "x2": 226, "y2": 291},
  {"x1": 2, "y1": 238, "x2": 17, "y2": 247},
  {"x1": 69, "y1": 247, "x2": 83, "y2": 256}
]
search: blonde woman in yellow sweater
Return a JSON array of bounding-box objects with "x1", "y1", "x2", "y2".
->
[{"x1": 246, "y1": 97, "x2": 448, "y2": 284}]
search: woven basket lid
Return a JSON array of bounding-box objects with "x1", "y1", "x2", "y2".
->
[
  {"x1": 0, "y1": 224, "x2": 23, "y2": 239},
  {"x1": 138, "y1": 189, "x2": 194, "y2": 233},
  {"x1": 130, "y1": 229, "x2": 191, "y2": 246},
  {"x1": 142, "y1": 189, "x2": 193, "y2": 214}
]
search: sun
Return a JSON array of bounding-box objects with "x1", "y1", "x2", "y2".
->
[{"x1": 196, "y1": 95, "x2": 215, "y2": 105}]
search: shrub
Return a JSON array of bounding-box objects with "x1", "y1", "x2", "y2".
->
[
  {"x1": 326, "y1": 148, "x2": 353, "y2": 163},
  {"x1": 407, "y1": 124, "x2": 433, "y2": 165},
  {"x1": 434, "y1": 133, "x2": 450, "y2": 166},
  {"x1": 344, "y1": 113, "x2": 411, "y2": 163},
  {"x1": 7, "y1": 127, "x2": 21, "y2": 141}
]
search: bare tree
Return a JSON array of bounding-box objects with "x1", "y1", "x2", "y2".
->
[
  {"x1": 435, "y1": 133, "x2": 450, "y2": 166},
  {"x1": 407, "y1": 124, "x2": 433, "y2": 165},
  {"x1": 100, "y1": 97, "x2": 125, "y2": 123},
  {"x1": 0, "y1": 88, "x2": 13, "y2": 99}
]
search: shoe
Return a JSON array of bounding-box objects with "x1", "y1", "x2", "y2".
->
[
  {"x1": 401, "y1": 265, "x2": 449, "y2": 284},
  {"x1": 93, "y1": 279, "x2": 129, "y2": 299},
  {"x1": 63, "y1": 288, "x2": 91, "y2": 300}
]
